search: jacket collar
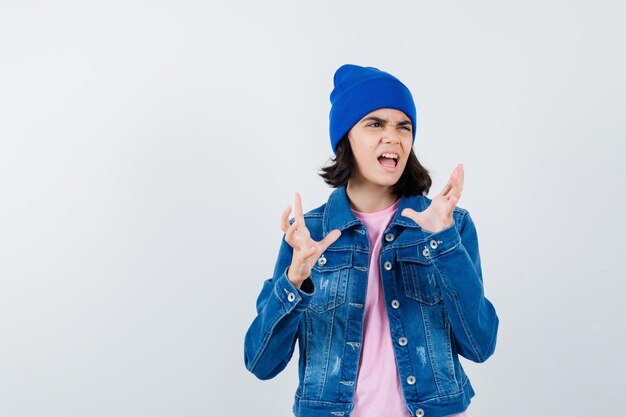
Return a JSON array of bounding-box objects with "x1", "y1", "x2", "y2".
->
[{"x1": 323, "y1": 185, "x2": 424, "y2": 235}]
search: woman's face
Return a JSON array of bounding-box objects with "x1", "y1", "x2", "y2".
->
[{"x1": 347, "y1": 108, "x2": 413, "y2": 189}]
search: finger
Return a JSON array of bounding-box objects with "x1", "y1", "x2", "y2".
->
[
  {"x1": 292, "y1": 241, "x2": 318, "y2": 265},
  {"x1": 439, "y1": 179, "x2": 453, "y2": 198},
  {"x1": 447, "y1": 185, "x2": 462, "y2": 209},
  {"x1": 318, "y1": 229, "x2": 341, "y2": 253},
  {"x1": 449, "y1": 165, "x2": 464, "y2": 199},
  {"x1": 294, "y1": 192, "x2": 305, "y2": 226},
  {"x1": 285, "y1": 218, "x2": 300, "y2": 248},
  {"x1": 400, "y1": 208, "x2": 422, "y2": 224},
  {"x1": 440, "y1": 168, "x2": 458, "y2": 198},
  {"x1": 446, "y1": 189, "x2": 456, "y2": 206},
  {"x1": 301, "y1": 244, "x2": 319, "y2": 261},
  {"x1": 280, "y1": 205, "x2": 292, "y2": 233},
  {"x1": 400, "y1": 207, "x2": 419, "y2": 223},
  {"x1": 292, "y1": 243, "x2": 316, "y2": 260},
  {"x1": 442, "y1": 166, "x2": 460, "y2": 199},
  {"x1": 285, "y1": 218, "x2": 296, "y2": 240}
]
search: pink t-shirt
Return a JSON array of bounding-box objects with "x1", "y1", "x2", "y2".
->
[{"x1": 350, "y1": 199, "x2": 467, "y2": 417}]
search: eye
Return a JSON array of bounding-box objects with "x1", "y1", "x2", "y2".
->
[
  {"x1": 368, "y1": 122, "x2": 382, "y2": 128},
  {"x1": 401, "y1": 126, "x2": 411, "y2": 132}
]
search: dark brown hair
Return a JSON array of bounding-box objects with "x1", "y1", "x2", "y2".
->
[{"x1": 318, "y1": 136, "x2": 433, "y2": 197}]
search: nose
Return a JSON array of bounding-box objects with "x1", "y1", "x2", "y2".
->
[{"x1": 382, "y1": 128, "x2": 401, "y2": 144}]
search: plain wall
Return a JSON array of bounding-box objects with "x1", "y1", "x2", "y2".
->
[{"x1": 1, "y1": 1, "x2": 625, "y2": 416}]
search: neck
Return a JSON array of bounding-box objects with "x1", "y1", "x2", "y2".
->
[{"x1": 346, "y1": 179, "x2": 398, "y2": 213}]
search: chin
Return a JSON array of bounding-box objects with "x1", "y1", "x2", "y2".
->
[{"x1": 372, "y1": 177, "x2": 400, "y2": 187}]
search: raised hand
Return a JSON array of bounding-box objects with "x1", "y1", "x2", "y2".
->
[
  {"x1": 281, "y1": 192, "x2": 342, "y2": 288},
  {"x1": 401, "y1": 163, "x2": 464, "y2": 234}
]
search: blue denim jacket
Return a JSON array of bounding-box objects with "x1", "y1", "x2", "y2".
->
[{"x1": 244, "y1": 185, "x2": 499, "y2": 417}]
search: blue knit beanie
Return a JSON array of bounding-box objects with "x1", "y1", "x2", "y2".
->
[{"x1": 329, "y1": 64, "x2": 417, "y2": 153}]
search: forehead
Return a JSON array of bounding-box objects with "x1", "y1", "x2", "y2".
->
[{"x1": 359, "y1": 108, "x2": 410, "y2": 122}]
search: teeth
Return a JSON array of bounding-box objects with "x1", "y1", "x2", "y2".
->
[{"x1": 381, "y1": 153, "x2": 398, "y2": 159}]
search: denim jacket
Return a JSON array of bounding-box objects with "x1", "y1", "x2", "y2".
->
[{"x1": 244, "y1": 185, "x2": 499, "y2": 417}]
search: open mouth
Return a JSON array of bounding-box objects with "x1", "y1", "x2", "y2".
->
[{"x1": 377, "y1": 154, "x2": 398, "y2": 168}]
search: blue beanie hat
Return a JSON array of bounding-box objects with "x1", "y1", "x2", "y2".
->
[{"x1": 329, "y1": 64, "x2": 417, "y2": 154}]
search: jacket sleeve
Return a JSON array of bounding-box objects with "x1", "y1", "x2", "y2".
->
[
  {"x1": 243, "y1": 230, "x2": 316, "y2": 380},
  {"x1": 423, "y1": 210, "x2": 499, "y2": 363}
]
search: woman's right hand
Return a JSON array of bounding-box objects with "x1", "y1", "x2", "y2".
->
[{"x1": 281, "y1": 192, "x2": 341, "y2": 289}]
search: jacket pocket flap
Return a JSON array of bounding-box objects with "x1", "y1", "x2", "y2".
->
[
  {"x1": 397, "y1": 244, "x2": 430, "y2": 265},
  {"x1": 312, "y1": 249, "x2": 353, "y2": 272}
]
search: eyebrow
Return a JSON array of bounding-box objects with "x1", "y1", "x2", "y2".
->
[{"x1": 361, "y1": 116, "x2": 412, "y2": 126}]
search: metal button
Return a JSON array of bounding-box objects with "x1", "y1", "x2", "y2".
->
[
  {"x1": 422, "y1": 247, "x2": 430, "y2": 258},
  {"x1": 384, "y1": 261, "x2": 392, "y2": 271},
  {"x1": 398, "y1": 337, "x2": 408, "y2": 346},
  {"x1": 317, "y1": 255, "x2": 327, "y2": 266},
  {"x1": 391, "y1": 299, "x2": 400, "y2": 309},
  {"x1": 415, "y1": 409, "x2": 424, "y2": 417},
  {"x1": 407, "y1": 375, "x2": 416, "y2": 385},
  {"x1": 287, "y1": 292, "x2": 296, "y2": 302},
  {"x1": 429, "y1": 239, "x2": 439, "y2": 249},
  {"x1": 385, "y1": 233, "x2": 395, "y2": 242}
]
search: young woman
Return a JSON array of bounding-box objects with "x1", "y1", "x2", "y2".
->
[{"x1": 244, "y1": 64, "x2": 499, "y2": 417}]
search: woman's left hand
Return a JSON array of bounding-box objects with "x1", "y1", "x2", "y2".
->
[{"x1": 401, "y1": 163, "x2": 464, "y2": 234}]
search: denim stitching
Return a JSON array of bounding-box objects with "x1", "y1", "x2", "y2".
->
[
  {"x1": 444, "y1": 320, "x2": 459, "y2": 390},
  {"x1": 318, "y1": 307, "x2": 337, "y2": 397},
  {"x1": 302, "y1": 311, "x2": 312, "y2": 397},
  {"x1": 420, "y1": 302, "x2": 445, "y2": 395}
]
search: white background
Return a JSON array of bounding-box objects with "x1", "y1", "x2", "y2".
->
[{"x1": 1, "y1": 1, "x2": 625, "y2": 416}]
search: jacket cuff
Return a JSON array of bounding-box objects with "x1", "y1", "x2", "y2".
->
[
  {"x1": 274, "y1": 267, "x2": 315, "y2": 312},
  {"x1": 420, "y1": 220, "x2": 462, "y2": 259}
]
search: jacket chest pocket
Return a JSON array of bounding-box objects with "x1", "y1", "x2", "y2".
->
[
  {"x1": 308, "y1": 249, "x2": 351, "y2": 314},
  {"x1": 397, "y1": 245, "x2": 443, "y2": 306}
]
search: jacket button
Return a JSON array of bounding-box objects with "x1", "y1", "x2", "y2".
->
[
  {"x1": 422, "y1": 247, "x2": 430, "y2": 258},
  {"x1": 317, "y1": 255, "x2": 327, "y2": 266},
  {"x1": 385, "y1": 233, "x2": 395, "y2": 242},
  {"x1": 398, "y1": 337, "x2": 408, "y2": 346},
  {"x1": 429, "y1": 239, "x2": 439, "y2": 249},
  {"x1": 391, "y1": 299, "x2": 400, "y2": 309},
  {"x1": 407, "y1": 375, "x2": 416, "y2": 385},
  {"x1": 287, "y1": 292, "x2": 296, "y2": 302},
  {"x1": 384, "y1": 261, "x2": 392, "y2": 271},
  {"x1": 415, "y1": 409, "x2": 425, "y2": 417}
]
